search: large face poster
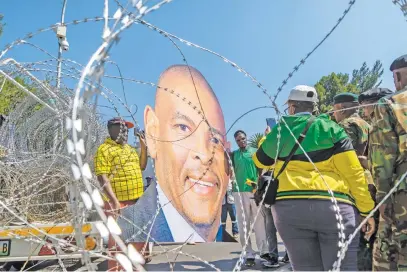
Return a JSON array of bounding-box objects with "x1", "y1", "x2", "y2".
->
[{"x1": 118, "y1": 64, "x2": 231, "y2": 243}]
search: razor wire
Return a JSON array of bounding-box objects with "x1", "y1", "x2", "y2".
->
[
  {"x1": 0, "y1": 6, "x2": 360, "y2": 272},
  {"x1": 0, "y1": 0, "x2": 405, "y2": 271},
  {"x1": 66, "y1": 1, "x2": 354, "y2": 270}
]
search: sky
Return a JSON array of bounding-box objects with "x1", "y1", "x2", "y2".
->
[{"x1": 0, "y1": 0, "x2": 406, "y2": 149}]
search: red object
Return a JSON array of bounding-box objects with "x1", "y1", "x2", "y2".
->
[{"x1": 38, "y1": 239, "x2": 56, "y2": 256}]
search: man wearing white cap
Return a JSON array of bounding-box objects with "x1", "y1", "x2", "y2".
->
[
  {"x1": 283, "y1": 85, "x2": 319, "y2": 115},
  {"x1": 254, "y1": 85, "x2": 374, "y2": 270}
]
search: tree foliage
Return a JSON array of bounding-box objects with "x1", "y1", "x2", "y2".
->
[
  {"x1": 248, "y1": 133, "x2": 264, "y2": 149},
  {"x1": 0, "y1": 16, "x2": 42, "y2": 118},
  {"x1": 350, "y1": 60, "x2": 383, "y2": 92},
  {"x1": 0, "y1": 76, "x2": 40, "y2": 115},
  {"x1": 314, "y1": 60, "x2": 384, "y2": 113}
]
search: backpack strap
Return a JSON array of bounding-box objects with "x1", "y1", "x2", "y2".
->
[{"x1": 274, "y1": 115, "x2": 315, "y2": 179}]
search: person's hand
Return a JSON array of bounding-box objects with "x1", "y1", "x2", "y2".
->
[
  {"x1": 137, "y1": 130, "x2": 146, "y2": 146},
  {"x1": 358, "y1": 156, "x2": 368, "y2": 169},
  {"x1": 361, "y1": 217, "x2": 375, "y2": 240},
  {"x1": 265, "y1": 126, "x2": 271, "y2": 136},
  {"x1": 245, "y1": 179, "x2": 257, "y2": 189},
  {"x1": 112, "y1": 199, "x2": 121, "y2": 217}
]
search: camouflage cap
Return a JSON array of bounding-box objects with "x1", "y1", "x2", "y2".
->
[
  {"x1": 358, "y1": 88, "x2": 394, "y2": 104},
  {"x1": 390, "y1": 54, "x2": 407, "y2": 72},
  {"x1": 333, "y1": 92, "x2": 359, "y2": 105}
]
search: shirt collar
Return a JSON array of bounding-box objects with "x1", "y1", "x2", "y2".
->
[
  {"x1": 156, "y1": 183, "x2": 205, "y2": 242},
  {"x1": 295, "y1": 112, "x2": 312, "y2": 116},
  {"x1": 105, "y1": 137, "x2": 118, "y2": 145},
  {"x1": 105, "y1": 137, "x2": 128, "y2": 148}
]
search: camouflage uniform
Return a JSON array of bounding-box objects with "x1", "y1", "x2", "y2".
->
[
  {"x1": 373, "y1": 215, "x2": 399, "y2": 271},
  {"x1": 338, "y1": 111, "x2": 377, "y2": 270},
  {"x1": 358, "y1": 87, "x2": 397, "y2": 270},
  {"x1": 339, "y1": 113, "x2": 375, "y2": 183},
  {"x1": 370, "y1": 88, "x2": 407, "y2": 270},
  {"x1": 339, "y1": 112, "x2": 370, "y2": 156}
]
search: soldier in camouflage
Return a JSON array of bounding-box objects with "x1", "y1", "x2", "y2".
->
[
  {"x1": 333, "y1": 93, "x2": 370, "y2": 156},
  {"x1": 370, "y1": 54, "x2": 407, "y2": 271},
  {"x1": 359, "y1": 88, "x2": 394, "y2": 121},
  {"x1": 333, "y1": 92, "x2": 375, "y2": 270},
  {"x1": 359, "y1": 87, "x2": 397, "y2": 271}
]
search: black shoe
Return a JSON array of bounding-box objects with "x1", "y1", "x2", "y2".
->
[
  {"x1": 260, "y1": 253, "x2": 273, "y2": 262},
  {"x1": 263, "y1": 257, "x2": 280, "y2": 268},
  {"x1": 280, "y1": 252, "x2": 289, "y2": 263},
  {"x1": 245, "y1": 258, "x2": 255, "y2": 267}
]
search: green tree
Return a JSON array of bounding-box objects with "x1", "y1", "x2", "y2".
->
[
  {"x1": 248, "y1": 133, "x2": 264, "y2": 149},
  {"x1": 315, "y1": 73, "x2": 358, "y2": 113},
  {"x1": 350, "y1": 60, "x2": 383, "y2": 92},
  {"x1": 314, "y1": 60, "x2": 384, "y2": 113},
  {"x1": 0, "y1": 76, "x2": 38, "y2": 115},
  {"x1": 0, "y1": 15, "x2": 43, "y2": 118}
]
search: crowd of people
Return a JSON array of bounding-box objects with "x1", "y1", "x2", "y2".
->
[
  {"x1": 232, "y1": 53, "x2": 407, "y2": 271},
  {"x1": 92, "y1": 53, "x2": 407, "y2": 271}
]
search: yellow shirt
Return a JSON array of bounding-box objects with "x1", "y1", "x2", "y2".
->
[{"x1": 94, "y1": 138, "x2": 144, "y2": 201}]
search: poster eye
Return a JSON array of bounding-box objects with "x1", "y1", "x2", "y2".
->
[
  {"x1": 175, "y1": 124, "x2": 190, "y2": 132},
  {"x1": 211, "y1": 137, "x2": 220, "y2": 145}
]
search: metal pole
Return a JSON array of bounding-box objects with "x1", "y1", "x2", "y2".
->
[
  {"x1": 56, "y1": 0, "x2": 68, "y2": 91},
  {"x1": 56, "y1": 3, "x2": 92, "y2": 270},
  {"x1": 54, "y1": 0, "x2": 68, "y2": 155}
]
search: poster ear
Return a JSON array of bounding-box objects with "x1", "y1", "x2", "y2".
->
[{"x1": 144, "y1": 105, "x2": 159, "y2": 159}]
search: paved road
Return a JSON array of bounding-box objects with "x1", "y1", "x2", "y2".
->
[
  {"x1": 141, "y1": 216, "x2": 290, "y2": 271},
  {"x1": 8, "y1": 240, "x2": 290, "y2": 271},
  {"x1": 142, "y1": 242, "x2": 291, "y2": 271},
  {"x1": 96, "y1": 222, "x2": 290, "y2": 271}
]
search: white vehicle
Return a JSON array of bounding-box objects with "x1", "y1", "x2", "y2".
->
[{"x1": 0, "y1": 221, "x2": 103, "y2": 270}]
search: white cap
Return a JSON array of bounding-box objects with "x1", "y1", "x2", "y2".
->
[{"x1": 285, "y1": 85, "x2": 319, "y2": 104}]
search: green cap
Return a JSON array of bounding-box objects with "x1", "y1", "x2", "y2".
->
[{"x1": 333, "y1": 92, "x2": 359, "y2": 105}]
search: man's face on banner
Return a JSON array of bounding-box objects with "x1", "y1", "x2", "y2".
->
[{"x1": 145, "y1": 66, "x2": 228, "y2": 240}]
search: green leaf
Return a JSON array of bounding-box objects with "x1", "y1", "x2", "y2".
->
[{"x1": 248, "y1": 133, "x2": 264, "y2": 149}]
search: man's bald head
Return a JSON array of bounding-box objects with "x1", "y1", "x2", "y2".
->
[
  {"x1": 143, "y1": 65, "x2": 229, "y2": 238},
  {"x1": 159, "y1": 64, "x2": 206, "y2": 82},
  {"x1": 155, "y1": 64, "x2": 221, "y2": 113}
]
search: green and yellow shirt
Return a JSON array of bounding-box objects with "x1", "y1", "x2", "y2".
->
[{"x1": 254, "y1": 114, "x2": 374, "y2": 216}]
